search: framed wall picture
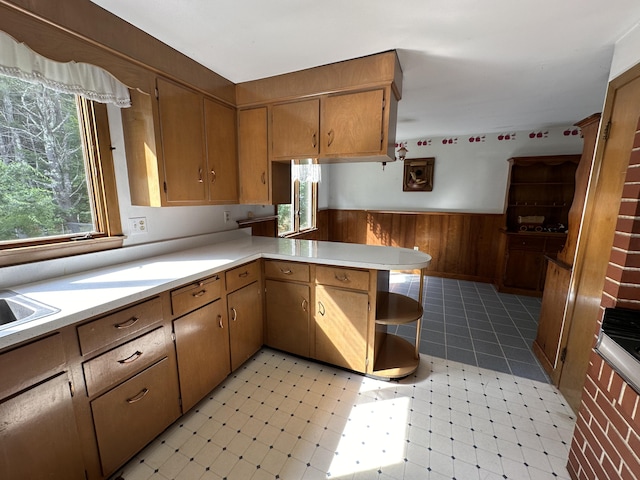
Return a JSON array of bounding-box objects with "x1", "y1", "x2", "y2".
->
[{"x1": 403, "y1": 158, "x2": 434, "y2": 192}]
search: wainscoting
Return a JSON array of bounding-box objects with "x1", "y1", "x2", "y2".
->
[{"x1": 318, "y1": 209, "x2": 504, "y2": 284}]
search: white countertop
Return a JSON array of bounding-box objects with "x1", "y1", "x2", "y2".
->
[{"x1": 0, "y1": 236, "x2": 431, "y2": 349}]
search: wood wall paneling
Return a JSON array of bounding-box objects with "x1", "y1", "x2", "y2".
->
[{"x1": 326, "y1": 210, "x2": 504, "y2": 283}]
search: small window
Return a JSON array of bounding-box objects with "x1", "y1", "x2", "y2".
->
[
  {"x1": 0, "y1": 75, "x2": 122, "y2": 265},
  {"x1": 278, "y1": 159, "x2": 319, "y2": 236}
]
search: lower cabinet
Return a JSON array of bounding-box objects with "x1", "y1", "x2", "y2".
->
[
  {"x1": 315, "y1": 284, "x2": 369, "y2": 372},
  {"x1": 91, "y1": 357, "x2": 181, "y2": 476},
  {"x1": 265, "y1": 279, "x2": 310, "y2": 357},
  {"x1": 228, "y1": 281, "x2": 264, "y2": 370},
  {"x1": 174, "y1": 299, "x2": 231, "y2": 412},
  {"x1": 0, "y1": 371, "x2": 85, "y2": 480}
]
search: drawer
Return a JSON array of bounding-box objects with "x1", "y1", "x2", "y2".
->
[
  {"x1": 225, "y1": 260, "x2": 260, "y2": 293},
  {"x1": 77, "y1": 297, "x2": 163, "y2": 356},
  {"x1": 545, "y1": 237, "x2": 567, "y2": 253},
  {"x1": 265, "y1": 260, "x2": 310, "y2": 282},
  {"x1": 316, "y1": 266, "x2": 370, "y2": 291},
  {"x1": 171, "y1": 273, "x2": 223, "y2": 317},
  {"x1": 0, "y1": 333, "x2": 65, "y2": 400},
  {"x1": 507, "y1": 235, "x2": 546, "y2": 251},
  {"x1": 91, "y1": 356, "x2": 180, "y2": 476},
  {"x1": 83, "y1": 327, "x2": 168, "y2": 397}
]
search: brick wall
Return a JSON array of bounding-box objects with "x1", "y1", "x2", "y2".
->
[{"x1": 567, "y1": 118, "x2": 640, "y2": 479}]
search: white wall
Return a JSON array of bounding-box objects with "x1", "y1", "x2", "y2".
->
[
  {"x1": 107, "y1": 105, "x2": 275, "y2": 247},
  {"x1": 325, "y1": 125, "x2": 584, "y2": 213},
  {"x1": 609, "y1": 21, "x2": 640, "y2": 80}
]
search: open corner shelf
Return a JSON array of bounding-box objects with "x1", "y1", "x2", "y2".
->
[{"x1": 371, "y1": 271, "x2": 425, "y2": 379}]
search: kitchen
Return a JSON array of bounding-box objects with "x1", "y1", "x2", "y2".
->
[{"x1": 2, "y1": 1, "x2": 640, "y2": 479}]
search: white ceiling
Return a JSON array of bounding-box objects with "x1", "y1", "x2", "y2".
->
[{"x1": 91, "y1": 0, "x2": 640, "y2": 139}]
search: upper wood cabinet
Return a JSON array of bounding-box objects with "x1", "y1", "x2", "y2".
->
[
  {"x1": 238, "y1": 107, "x2": 291, "y2": 205},
  {"x1": 271, "y1": 89, "x2": 387, "y2": 161},
  {"x1": 124, "y1": 78, "x2": 238, "y2": 206},
  {"x1": 321, "y1": 89, "x2": 386, "y2": 158},
  {"x1": 239, "y1": 51, "x2": 402, "y2": 164}
]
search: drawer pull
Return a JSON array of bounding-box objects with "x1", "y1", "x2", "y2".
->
[
  {"x1": 318, "y1": 301, "x2": 325, "y2": 316},
  {"x1": 334, "y1": 273, "x2": 349, "y2": 282},
  {"x1": 192, "y1": 289, "x2": 207, "y2": 298},
  {"x1": 239, "y1": 271, "x2": 249, "y2": 278},
  {"x1": 118, "y1": 350, "x2": 143, "y2": 364},
  {"x1": 302, "y1": 299, "x2": 308, "y2": 312},
  {"x1": 115, "y1": 317, "x2": 139, "y2": 329},
  {"x1": 218, "y1": 315, "x2": 224, "y2": 328},
  {"x1": 231, "y1": 307, "x2": 237, "y2": 321},
  {"x1": 126, "y1": 387, "x2": 149, "y2": 404},
  {"x1": 280, "y1": 268, "x2": 293, "y2": 275}
]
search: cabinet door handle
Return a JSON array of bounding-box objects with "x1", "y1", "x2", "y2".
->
[
  {"x1": 231, "y1": 307, "x2": 237, "y2": 321},
  {"x1": 126, "y1": 387, "x2": 149, "y2": 404},
  {"x1": 327, "y1": 129, "x2": 334, "y2": 147},
  {"x1": 280, "y1": 268, "x2": 293, "y2": 275},
  {"x1": 261, "y1": 172, "x2": 266, "y2": 184},
  {"x1": 302, "y1": 299, "x2": 308, "y2": 312},
  {"x1": 334, "y1": 273, "x2": 349, "y2": 282},
  {"x1": 192, "y1": 289, "x2": 206, "y2": 298},
  {"x1": 118, "y1": 350, "x2": 143, "y2": 364},
  {"x1": 239, "y1": 271, "x2": 249, "y2": 278},
  {"x1": 210, "y1": 169, "x2": 216, "y2": 184},
  {"x1": 318, "y1": 301, "x2": 325, "y2": 316},
  {"x1": 198, "y1": 167, "x2": 204, "y2": 183},
  {"x1": 115, "y1": 317, "x2": 139, "y2": 329},
  {"x1": 312, "y1": 132, "x2": 317, "y2": 148},
  {"x1": 218, "y1": 315, "x2": 224, "y2": 328}
]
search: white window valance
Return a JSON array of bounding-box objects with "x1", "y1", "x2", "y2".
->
[
  {"x1": 0, "y1": 30, "x2": 131, "y2": 107},
  {"x1": 292, "y1": 161, "x2": 322, "y2": 183}
]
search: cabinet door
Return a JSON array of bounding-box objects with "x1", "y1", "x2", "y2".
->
[
  {"x1": 204, "y1": 98, "x2": 238, "y2": 203},
  {"x1": 92, "y1": 357, "x2": 181, "y2": 476},
  {"x1": 265, "y1": 280, "x2": 310, "y2": 357},
  {"x1": 321, "y1": 89, "x2": 384, "y2": 156},
  {"x1": 157, "y1": 77, "x2": 207, "y2": 204},
  {"x1": 238, "y1": 107, "x2": 269, "y2": 204},
  {"x1": 228, "y1": 282, "x2": 264, "y2": 370},
  {"x1": 0, "y1": 372, "x2": 85, "y2": 480},
  {"x1": 174, "y1": 300, "x2": 231, "y2": 412},
  {"x1": 503, "y1": 249, "x2": 545, "y2": 291},
  {"x1": 315, "y1": 285, "x2": 369, "y2": 372},
  {"x1": 271, "y1": 99, "x2": 320, "y2": 159}
]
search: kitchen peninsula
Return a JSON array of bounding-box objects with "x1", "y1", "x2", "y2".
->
[{"x1": 0, "y1": 232, "x2": 430, "y2": 480}]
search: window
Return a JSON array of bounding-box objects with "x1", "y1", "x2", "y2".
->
[
  {"x1": 277, "y1": 159, "x2": 319, "y2": 236},
  {"x1": 0, "y1": 75, "x2": 122, "y2": 265}
]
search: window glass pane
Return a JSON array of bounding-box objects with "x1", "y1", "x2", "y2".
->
[
  {"x1": 0, "y1": 76, "x2": 94, "y2": 242},
  {"x1": 299, "y1": 180, "x2": 313, "y2": 230},
  {"x1": 277, "y1": 203, "x2": 293, "y2": 235}
]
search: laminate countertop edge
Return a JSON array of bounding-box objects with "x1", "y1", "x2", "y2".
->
[{"x1": 0, "y1": 236, "x2": 431, "y2": 350}]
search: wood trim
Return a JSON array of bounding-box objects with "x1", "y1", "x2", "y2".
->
[
  {"x1": 0, "y1": 0, "x2": 235, "y2": 104},
  {"x1": 0, "y1": 236, "x2": 124, "y2": 267},
  {"x1": 236, "y1": 51, "x2": 401, "y2": 106}
]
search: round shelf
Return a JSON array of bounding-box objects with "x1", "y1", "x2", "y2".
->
[
  {"x1": 375, "y1": 292, "x2": 423, "y2": 325},
  {"x1": 371, "y1": 334, "x2": 419, "y2": 379}
]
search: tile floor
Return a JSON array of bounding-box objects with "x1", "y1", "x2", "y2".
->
[
  {"x1": 111, "y1": 276, "x2": 576, "y2": 480},
  {"x1": 389, "y1": 274, "x2": 549, "y2": 383},
  {"x1": 111, "y1": 349, "x2": 575, "y2": 480}
]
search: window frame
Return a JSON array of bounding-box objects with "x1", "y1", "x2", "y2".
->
[
  {"x1": 278, "y1": 160, "x2": 318, "y2": 237},
  {"x1": 0, "y1": 97, "x2": 123, "y2": 267}
]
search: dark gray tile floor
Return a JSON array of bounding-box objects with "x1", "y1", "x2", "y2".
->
[{"x1": 389, "y1": 273, "x2": 550, "y2": 383}]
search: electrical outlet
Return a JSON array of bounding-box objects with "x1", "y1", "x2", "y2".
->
[
  {"x1": 224, "y1": 211, "x2": 231, "y2": 223},
  {"x1": 129, "y1": 217, "x2": 148, "y2": 234},
  {"x1": 414, "y1": 246, "x2": 419, "y2": 251}
]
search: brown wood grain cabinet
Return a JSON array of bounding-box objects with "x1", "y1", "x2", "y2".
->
[
  {"x1": 0, "y1": 335, "x2": 85, "y2": 480},
  {"x1": 265, "y1": 260, "x2": 312, "y2": 357},
  {"x1": 173, "y1": 299, "x2": 231, "y2": 413},
  {"x1": 226, "y1": 261, "x2": 264, "y2": 370},
  {"x1": 126, "y1": 77, "x2": 237, "y2": 207},
  {"x1": 271, "y1": 99, "x2": 320, "y2": 159},
  {"x1": 314, "y1": 266, "x2": 372, "y2": 372}
]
